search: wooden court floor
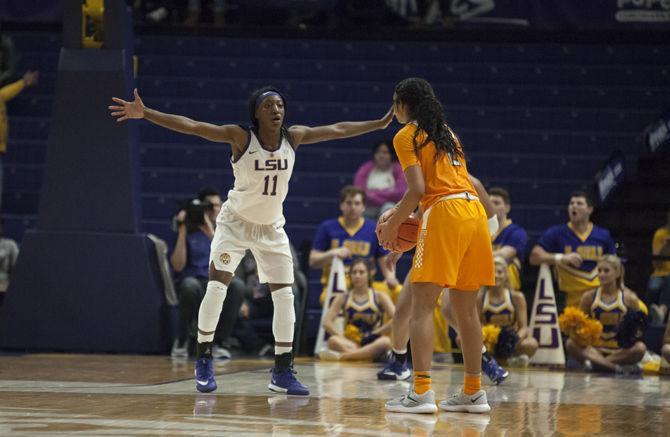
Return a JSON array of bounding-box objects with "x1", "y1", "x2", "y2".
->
[{"x1": 0, "y1": 354, "x2": 668, "y2": 436}]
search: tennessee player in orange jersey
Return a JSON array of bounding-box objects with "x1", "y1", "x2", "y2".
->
[{"x1": 379, "y1": 78, "x2": 494, "y2": 414}]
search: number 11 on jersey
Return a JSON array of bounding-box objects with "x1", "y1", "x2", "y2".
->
[{"x1": 263, "y1": 174, "x2": 278, "y2": 196}]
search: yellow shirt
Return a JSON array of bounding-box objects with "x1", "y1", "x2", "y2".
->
[
  {"x1": 652, "y1": 227, "x2": 670, "y2": 277},
  {"x1": 0, "y1": 79, "x2": 26, "y2": 154}
]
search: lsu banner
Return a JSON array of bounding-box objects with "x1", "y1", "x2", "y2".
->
[
  {"x1": 529, "y1": 264, "x2": 565, "y2": 365},
  {"x1": 313, "y1": 257, "x2": 347, "y2": 355}
]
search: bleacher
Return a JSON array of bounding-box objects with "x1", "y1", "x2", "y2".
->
[{"x1": 4, "y1": 31, "x2": 669, "y2": 345}]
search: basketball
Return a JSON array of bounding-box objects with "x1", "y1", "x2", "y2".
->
[{"x1": 395, "y1": 215, "x2": 420, "y2": 252}]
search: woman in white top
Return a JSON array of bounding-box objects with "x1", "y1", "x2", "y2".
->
[{"x1": 110, "y1": 86, "x2": 393, "y2": 395}]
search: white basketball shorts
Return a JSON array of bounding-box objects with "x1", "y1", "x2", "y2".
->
[{"x1": 209, "y1": 203, "x2": 294, "y2": 284}]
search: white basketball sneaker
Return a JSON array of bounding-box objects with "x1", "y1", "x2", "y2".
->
[
  {"x1": 439, "y1": 390, "x2": 491, "y2": 414},
  {"x1": 386, "y1": 389, "x2": 437, "y2": 414}
]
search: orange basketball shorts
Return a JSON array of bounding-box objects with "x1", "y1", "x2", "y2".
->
[{"x1": 411, "y1": 198, "x2": 494, "y2": 291}]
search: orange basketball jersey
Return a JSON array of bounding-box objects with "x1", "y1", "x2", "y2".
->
[{"x1": 393, "y1": 123, "x2": 476, "y2": 211}]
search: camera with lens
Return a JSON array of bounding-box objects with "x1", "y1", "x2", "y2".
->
[{"x1": 173, "y1": 198, "x2": 214, "y2": 231}]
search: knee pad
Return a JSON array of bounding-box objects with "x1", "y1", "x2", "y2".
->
[
  {"x1": 271, "y1": 287, "x2": 295, "y2": 325},
  {"x1": 206, "y1": 280, "x2": 227, "y2": 297}
]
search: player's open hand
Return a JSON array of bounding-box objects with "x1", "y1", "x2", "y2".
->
[
  {"x1": 109, "y1": 88, "x2": 145, "y2": 122},
  {"x1": 379, "y1": 105, "x2": 395, "y2": 129},
  {"x1": 378, "y1": 207, "x2": 397, "y2": 225}
]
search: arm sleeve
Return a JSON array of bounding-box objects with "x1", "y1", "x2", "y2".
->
[
  {"x1": 510, "y1": 227, "x2": 529, "y2": 260},
  {"x1": 0, "y1": 79, "x2": 25, "y2": 103},
  {"x1": 393, "y1": 128, "x2": 419, "y2": 171},
  {"x1": 536, "y1": 227, "x2": 560, "y2": 253},
  {"x1": 312, "y1": 222, "x2": 331, "y2": 251}
]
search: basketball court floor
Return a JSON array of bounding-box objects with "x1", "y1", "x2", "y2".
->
[{"x1": 0, "y1": 354, "x2": 667, "y2": 436}]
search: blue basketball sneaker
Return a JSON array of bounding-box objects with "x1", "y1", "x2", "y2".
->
[
  {"x1": 269, "y1": 368, "x2": 310, "y2": 396},
  {"x1": 377, "y1": 360, "x2": 411, "y2": 380},
  {"x1": 482, "y1": 354, "x2": 508, "y2": 385},
  {"x1": 195, "y1": 357, "x2": 217, "y2": 393}
]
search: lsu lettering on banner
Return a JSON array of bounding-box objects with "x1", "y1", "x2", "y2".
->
[
  {"x1": 529, "y1": 264, "x2": 565, "y2": 365},
  {"x1": 313, "y1": 257, "x2": 347, "y2": 355}
]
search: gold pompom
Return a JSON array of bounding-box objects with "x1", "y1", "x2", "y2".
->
[
  {"x1": 558, "y1": 306, "x2": 588, "y2": 334},
  {"x1": 344, "y1": 324, "x2": 362, "y2": 344},
  {"x1": 482, "y1": 324, "x2": 501, "y2": 353}
]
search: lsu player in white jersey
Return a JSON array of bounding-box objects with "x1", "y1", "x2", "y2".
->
[{"x1": 110, "y1": 87, "x2": 393, "y2": 395}]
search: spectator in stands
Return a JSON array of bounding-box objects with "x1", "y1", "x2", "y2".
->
[
  {"x1": 489, "y1": 187, "x2": 528, "y2": 291},
  {"x1": 530, "y1": 191, "x2": 616, "y2": 312},
  {"x1": 318, "y1": 258, "x2": 395, "y2": 361},
  {"x1": 233, "y1": 247, "x2": 307, "y2": 356},
  {"x1": 169, "y1": 187, "x2": 244, "y2": 359},
  {"x1": 309, "y1": 185, "x2": 399, "y2": 305},
  {"x1": 353, "y1": 140, "x2": 406, "y2": 219},
  {"x1": 0, "y1": 70, "x2": 38, "y2": 207},
  {"x1": 565, "y1": 255, "x2": 646, "y2": 374},
  {"x1": 649, "y1": 209, "x2": 670, "y2": 327},
  {"x1": 0, "y1": 32, "x2": 17, "y2": 87},
  {"x1": 0, "y1": 218, "x2": 18, "y2": 306}
]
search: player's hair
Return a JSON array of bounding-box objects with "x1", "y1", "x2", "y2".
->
[
  {"x1": 394, "y1": 77, "x2": 462, "y2": 161},
  {"x1": 339, "y1": 185, "x2": 366, "y2": 205},
  {"x1": 373, "y1": 140, "x2": 396, "y2": 162},
  {"x1": 493, "y1": 256, "x2": 513, "y2": 291},
  {"x1": 349, "y1": 257, "x2": 374, "y2": 287},
  {"x1": 598, "y1": 254, "x2": 624, "y2": 290},
  {"x1": 489, "y1": 187, "x2": 511, "y2": 205},
  {"x1": 248, "y1": 86, "x2": 291, "y2": 142},
  {"x1": 570, "y1": 190, "x2": 594, "y2": 207},
  {"x1": 197, "y1": 186, "x2": 220, "y2": 202}
]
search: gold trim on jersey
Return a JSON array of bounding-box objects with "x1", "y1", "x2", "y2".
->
[
  {"x1": 567, "y1": 222, "x2": 594, "y2": 243},
  {"x1": 338, "y1": 216, "x2": 366, "y2": 238},
  {"x1": 556, "y1": 263, "x2": 600, "y2": 294},
  {"x1": 345, "y1": 289, "x2": 379, "y2": 314},
  {"x1": 482, "y1": 288, "x2": 516, "y2": 327},
  {"x1": 590, "y1": 287, "x2": 627, "y2": 350},
  {"x1": 490, "y1": 218, "x2": 512, "y2": 242}
]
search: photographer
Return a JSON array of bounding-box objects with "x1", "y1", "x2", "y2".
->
[{"x1": 169, "y1": 187, "x2": 244, "y2": 359}]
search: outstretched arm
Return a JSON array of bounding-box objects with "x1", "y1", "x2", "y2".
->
[
  {"x1": 109, "y1": 88, "x2": 247, "y2": 147},
  {"x1": 289, "y1": 106, "x2": 394, "y2": 148}
]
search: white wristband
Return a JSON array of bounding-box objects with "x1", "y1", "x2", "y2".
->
[
  {"x1": 554, "y1": 254, "x2": 564, "y2": 264},
  {"x1": 487, "y1": 215, "x2": 499, "y2": 235}
]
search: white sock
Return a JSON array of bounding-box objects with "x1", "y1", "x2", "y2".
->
[
  {"x1": 393, "y1": 348, "x2": 407, "y2": 355},
  {"x1": 271, "y1": 286, "x2": 295, "y2": 355},
  {"x1": 197, "y1": 281, "x2": 227, "y2": 343}
]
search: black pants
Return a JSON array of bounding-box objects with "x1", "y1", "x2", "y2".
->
[{"x1": 176, "y1": 276, "x2": 245, "y2": 344}]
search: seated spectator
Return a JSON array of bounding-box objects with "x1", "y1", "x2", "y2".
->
[
  {"x1": 649, "y1": 209, "x2": 670, "y2": 326},
  {"x1": 318, "y1": 258, "x2": 394, "y2": 361},
  {"x1": 309, "y1": 185, "x2": 399, "y2": 305},
  {"x1": 0, "y1": 218, "x2": 18, "y2": 305},
  {"x1": 169, "y1": 187, "x2": 244, "y2": 359},
  {"x1": 233, "y1": 246, "x2": 307, "y2": 356},
  {"x1": 478, "y1": 257, "x2": 538, "y2": 367},
  {"x1": 353, "y1": 141, "x2": 406, "y2": 219},
  {"x1": 488, "y1": 187, "x2": 528, "y2": 291},
  {"x1": 530, "y1": 191, "x2": 616, "y2": 312},
  {"x1": 565, "y1": 255, "x2": 646, "y2": 374}
]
